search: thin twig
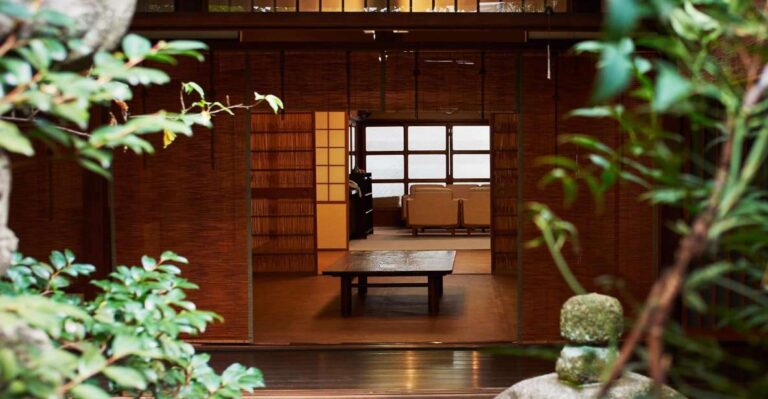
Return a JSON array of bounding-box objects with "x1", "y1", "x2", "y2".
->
[{"x1": 0, "y1": 116, "x2": 89, "y2": 137}]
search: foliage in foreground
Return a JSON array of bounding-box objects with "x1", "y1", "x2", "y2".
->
[
  {"x1": 0, "y1": 250, "x2": 263, "y2": 399},
  {"x1": 0, "y1": 2, "x2": 282, "y2": 398},
  {"x1": 528, "y1": 0, "x2": 768, "y2": 398}
]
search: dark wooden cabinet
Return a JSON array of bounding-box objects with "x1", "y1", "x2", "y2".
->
[{"x1": 349, "y1": 172, "x2": 373, "y2": 239}]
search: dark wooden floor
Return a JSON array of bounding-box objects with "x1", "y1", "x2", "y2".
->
[{"x1": 204, "y1": 348, "x2": 552, "y2": 398}]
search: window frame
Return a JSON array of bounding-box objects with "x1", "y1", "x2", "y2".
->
[{"x1": 358, "y1": 121, "x2": 491, "y2": 199}]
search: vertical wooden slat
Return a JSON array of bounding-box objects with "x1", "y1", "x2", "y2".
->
[
  {"x1": 113, "y1": 53, "x2": 251, "y2": 342},
  {"x1": 251, "y1": 112, "x2": 317, "y2": 273}
]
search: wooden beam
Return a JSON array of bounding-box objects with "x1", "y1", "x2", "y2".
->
[{"x1": 132, "y1": 12, "x2": 602, "y2": 31}]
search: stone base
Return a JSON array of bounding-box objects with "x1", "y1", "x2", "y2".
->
[{"x1": 495, "y1": 372, "x2": 685, "y2": 399}]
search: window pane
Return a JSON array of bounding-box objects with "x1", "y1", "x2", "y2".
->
[
  {"x1": 434, "y1": 0, "x2": 454, "y2": 12},
  {"x1": 276, "y1": 0, "x2": 296, "y2": 11},
  {"x1": 366, "y1": 126, "x2": 404, "y2": 151},
  {"x1": 372, "y1": 183, "x2": 405, "y2": 199},
  {"x1": 453, "y1": 126, "x2": 490, "y2": 150},
  {"x1": 345, "y1": 0, "x2": 365, "y2": 11},
  {"x1": 137, "y1": 0, "x2": 174, "y2": 12},
  {"x1": 253, "y1": 0, "x2": 273, "y2": 11},
  {"x1": 408, "y1": 155, "x2": 446, "y2": 179},
  {"x1": 367, "y1": 155, "x2": 404, "y2": 179},
  {"x1": 453, "y1": 154, "x2": 490, "y2": 179},
  {"x1": 299, "y1": 0, "x2": 319, "y2": 11},
  {"x1": 323, "y1": 0, "x2": 343, "y2": 11},
  {"x1": 457, "y1": 0, "x2": 477, "y2": 12},
  {"x1": 480, "y1": 0, "x2": 521, "y2": 12},
  {"x1": 408, "y1": 126, "x2": 446, "y2": 150},
  {"x1": 366, "y1": 0, "x2": 388, "y2": 11}
]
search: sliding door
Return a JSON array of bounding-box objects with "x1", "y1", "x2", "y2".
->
[{"x1": 251, "y1": 112, "x2": 317, "y2": 272}]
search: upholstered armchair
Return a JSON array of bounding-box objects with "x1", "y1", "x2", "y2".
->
[
  {"x1": 405, "y1": 189, "x2": 460, "y2": 235},
  {"x1": 461, "y1": 186, "x2": 491, "y2": 234},
  {"x1": 401, "y1": 184, "x2": 445, "y2": 221}
]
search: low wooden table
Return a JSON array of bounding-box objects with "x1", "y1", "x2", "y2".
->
[{"x1": 322, "y1": 251, "x2": 456, "y2": 316}]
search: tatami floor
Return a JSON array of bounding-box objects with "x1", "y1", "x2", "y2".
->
[
  {"x1": 349, "y1": 227, "x2": 491, "y2": 252},
  {"x1": 252, "y1": 248, "x2": 514, "y2": 345}
]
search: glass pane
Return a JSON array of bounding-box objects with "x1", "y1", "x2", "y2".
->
[
  {"x1": 299, "y1": 0, "x2": 319, "y2": 11},
  {"x1": 366, "y1": 0, "x2": 388, "y2": 11},
  {"x1": 453, "y1": 126, "x2": 490, "y2": 150},
  {"x1": 253, "y1": 0, "x2": 273, "y2": 11},
  {"x1": 323, "y1": 0, "x2": 343, "y2": 11},
  {"x1": 408, "y1": 155, "x2": 446, "y2": 179},
  {"x1": 367, "y1": 155, "x2": 404, "y2": 179},
  {"x1": 435, "y1": 0, "x2": 455, "y2": 12},
  {"x1": 346, "y1": 0, "x2": 365, "y2": 10},
  {"x1": 209, "y1": 0, "x2": 252, "y2": 11},
  {"x1": 409, "y1": 126, "x2": 446, "y2": 150},
  {"x1": 349, "y1": 126, "x2": 356, "y2": 152},
  {"x1": 366, "y1": 126, "x2": 404, "y2": 151},
  {"x1": 137, "y1": 0, "x2": 174, "y2": 12},
  {"x1": 454, "y1": 154, "x2": 490, "y2": 179},
  {"x1": 372, "y1": 183, "x2": 405, "y2": 199},
  {"x1": 392, "y1": 0, "x2": 411, "y2": 11},
  {"x1": 457, "y1": 0, "x2": 477, "y2": 12},
  {"x1": 479, "y1": 0, "x2": 521, "y2": 12},
  {"x1": 276, "y1": 0, "x2": 296, "y2": 11},
  {"x1": 411, "y1": 0, "x2": 431, "y2": 12}
]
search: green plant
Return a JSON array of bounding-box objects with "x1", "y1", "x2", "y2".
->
[
  {"x1": 0, "y1": 2, "x2": 282, "y2": 398},
  {"x1": 528, "y1": 0, "x2": 768, "y2": 397},
  {"x1": 1, "y1": 250, "x2": 264, "y2": 399}
]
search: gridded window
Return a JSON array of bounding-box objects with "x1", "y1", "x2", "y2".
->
[
  {"x1": 362, "y1": 123, "x2": 490, "y2": 199},
  {"x1": 366, "y1": 126, "x2": 404, "y2": 151},
  {"x1": 180, "y1": 0, "x2": 567, "y2": 13}
]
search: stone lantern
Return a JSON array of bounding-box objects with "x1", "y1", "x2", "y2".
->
[{"x1": 496, "y1": 293, "x2": 685, "y2": 399}]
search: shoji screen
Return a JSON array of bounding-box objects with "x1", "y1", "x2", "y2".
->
[{"x1": 315, "y1": 111, "x2": 349, "y2": 249}]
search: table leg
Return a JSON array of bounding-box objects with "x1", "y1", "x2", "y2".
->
[
  {"x1": 341, "y1": 276, "x2": 352, "y2": 316},
  {"x1": 436, "y1": 276, "x2": 443, "y2": 297},
  {"x1": 358, "y1": 276, "x2": 368, "y2": 296},
  {"x1": 428, "y1": 275, "x2": 440, "y2": 315}
]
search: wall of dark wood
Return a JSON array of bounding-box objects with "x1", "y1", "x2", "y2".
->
[
  {"x1": 112, "y1": 53, "x2": 251, "y2": 342},
  {"x1": 8, "y1": 48, "x2": 657, "y2": 343}
]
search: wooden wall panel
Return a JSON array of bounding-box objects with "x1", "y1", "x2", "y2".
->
[
  {"x1": 284, "y1": 52, "x2": 347, "y2": 111},
  {"x1": 491, "y1": 113, "x2": 518, "y2": 274},
  {"x1": 251, "y1": 112, "x2": 317, "y2": 273},
  {"x1": 485, "y1": 52, "x2": 517, "y2": 113},
  {"x1": 113, "y1": 53, "x2": 251, "y2": 342},
  {"x1": 519, "y1": 53, "x2": 564, "y2": 342},
  {"x1": 9, "y1": 151, "x2": 84, "y2": 260},
  {"x1": 518, "y1": 53, "x2": 656, "y2": 342},
  {"x1": 350, "y1": 52, "x2": 382, "y2": 111},
  {"x1": 418, "y1": 52, "x2": 481, "y2": 115},
  {"x1": 385, "y1": 51, "x2": 415, "y2": 115}
]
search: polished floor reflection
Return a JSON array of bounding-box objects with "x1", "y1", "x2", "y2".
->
[{"x1": 205, "y1": 348, "x2": 552, "y2": 398}]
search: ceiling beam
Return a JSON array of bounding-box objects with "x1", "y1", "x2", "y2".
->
[{"x1": 131, "y1": 12, "x2": 603, "y2": 31}]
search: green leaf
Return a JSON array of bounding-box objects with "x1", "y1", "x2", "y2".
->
[
  {"x1": 122, "y1": 34, "x2": 153, "y2": 60},
  {"x1": 104, "y1": 366, "x2": 147, "y2": 390},
  {"x1": 182, "y1": 82, "x2": 206, "y2": 99},
  {"x1": 111, "y1": 335, "x2": 142, "y2": 357},
  {"x1": 141, "y1": 255, "x2": 157, "y2": 271},
  {"x1": 653, "y1": 62, "x2": 691, "y2": 112},
  {"x1": 592, "y1": 38, "x2": 634, "y2": 102},
  {"x1": 160, "y1": 251, "x2": 189, "y2": 264},
  {"x1": 70, "y1": 384, "x2": 110, "y2": 399},
  {"x1": 0, "y1": 121, "x2": 34, "y2": 156},
  {"x1": 604, "y1": 0, "x2": 642, "y2": 38}
]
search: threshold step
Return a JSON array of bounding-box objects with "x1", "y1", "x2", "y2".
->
[{"x1": 245, "y1": 388, "x2": 504, "y2": 398}]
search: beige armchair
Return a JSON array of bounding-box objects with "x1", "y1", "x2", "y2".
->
[
  {"x1": 401, "y1": 184, "x2": 445, "y2": 221},
  {"x1": 461, "y1": 186, "x2": 490, "y2": 234},
  {"x1": 447, "y1": 184, "x2": 477, "y2": 200},
  {"x1": 406, "y1": 189, "x2": 460, "y2": 235}
]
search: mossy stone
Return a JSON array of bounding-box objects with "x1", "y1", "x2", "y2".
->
[
  {"x1": 560, "y1": 293, "x2": 623, "y2": 345},
  {"x1": 555, "y1": 345, "x2": 617, "y2": 385}
]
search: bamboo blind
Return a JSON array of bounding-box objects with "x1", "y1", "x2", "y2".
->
[{"x1": 251, "y1": 112, "x2": 318, "y2": 272}]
